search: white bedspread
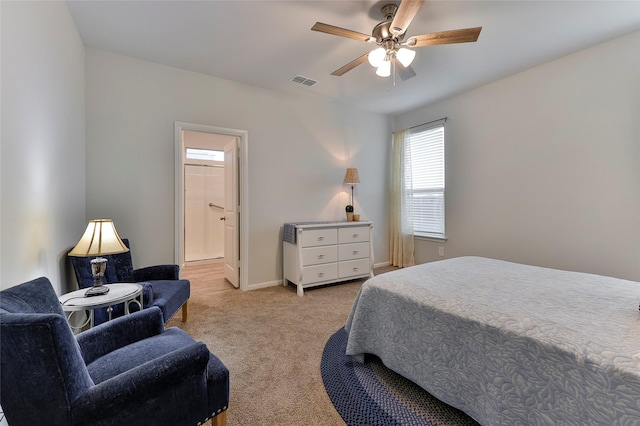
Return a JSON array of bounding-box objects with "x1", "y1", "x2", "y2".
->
[{"x1": 345, "y1": 257, "x2": 640, "y2": 425}]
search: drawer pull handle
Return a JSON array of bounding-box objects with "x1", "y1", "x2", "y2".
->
[
  {"x1": 352, "y1": 234, "x2": 358, "y2": 238},
  {"x1": 318, "y1": 254, "x2": 324, "y2": 259},
  {"x1": 318, "y1": 236, "x2": 324, "y2": 241},
  {"x1": 318, "y1": 272, "x2": 325, "y2": 277},
  {"x1": 353, "y1": 267, "x2": 359, "y2": 271},
  {"x1": 353, "y1": 251, "x2": 359, "y2": 255}
]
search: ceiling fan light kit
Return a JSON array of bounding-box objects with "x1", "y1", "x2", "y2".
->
[
  {"x1": 376, "y1": 60, "x2": 391, "y2": 77},
  {"x1": 312, "y1": 0, "x2": 482, "y2": 81},
  {"x1": 368, "y1": 45, "x2": 415, "y2": 76},
  {"x1": 396, "y1": 48, "x2": 416, "y2": 67},
  {"x1": 368, "y1": 47, "x2": 386, "y2": 67}
]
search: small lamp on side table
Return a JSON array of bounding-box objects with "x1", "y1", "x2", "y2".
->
[{"x1": 68, "y1": 219, "x2": 129, "y2": 297}]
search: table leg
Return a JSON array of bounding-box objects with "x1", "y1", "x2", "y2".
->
[
  {"x1": 66, "y1": 310, "x2": 92, "y2": 334},
  {"x1": 126, "y1": 297, "x2": 143, "y2": 314}
]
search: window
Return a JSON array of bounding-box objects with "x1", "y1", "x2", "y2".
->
[
  {"x1": 185, "y1": 148, "x2": 224, "y2": 162},
  {"x1": 406, "y1": 121, "x2": 445, "y2": 239}
]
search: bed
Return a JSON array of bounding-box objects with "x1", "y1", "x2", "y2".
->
[{"x1": 344, "y1": 256, "x2": 640, "y2": 425}]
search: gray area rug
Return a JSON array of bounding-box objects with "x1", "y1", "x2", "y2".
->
[{"x1": 322, "y1": 328, "x2": 479, "y2": 426}]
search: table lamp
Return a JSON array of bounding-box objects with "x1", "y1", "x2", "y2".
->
[
  {"x1": 343, "y1": 167, "x2": 360, "y2": 206},
  {"x1": 68, "y1": 219, "x2": 129, "y2": 296}
]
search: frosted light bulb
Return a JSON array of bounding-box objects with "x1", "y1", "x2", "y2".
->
[
  {"x1": 396, "y1": 48, "x2": 416, "y2": 67},
  {"x1": 376, "y1": 60, "x2": 391, "y2": 77},
  {"x1": 368, "y1": 48, "x2": 386, "y2": 67}
]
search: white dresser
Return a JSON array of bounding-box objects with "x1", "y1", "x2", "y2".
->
[{"x1": 283, "y1": 221, "x2": 374, "y2": 296}]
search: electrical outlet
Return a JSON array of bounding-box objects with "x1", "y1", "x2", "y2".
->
[{"x1": 438, "y1": 246, "x2": 444, "y2": 257}]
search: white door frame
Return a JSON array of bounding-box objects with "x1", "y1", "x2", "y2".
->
[{"x1": 174, "y1": 121, "x2": 249, "y2": 291}]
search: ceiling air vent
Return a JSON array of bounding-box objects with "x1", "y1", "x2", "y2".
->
[{"x1": 290, "y1": 75, "x2": 318, "y2": 87}]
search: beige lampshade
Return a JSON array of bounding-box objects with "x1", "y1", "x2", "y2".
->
[
  {"x1": 343, "y1": 167, "x2": 360, "y2": 185},
  {"x1": 68, "y1": 219, "x2": 129, "y2": 257}
]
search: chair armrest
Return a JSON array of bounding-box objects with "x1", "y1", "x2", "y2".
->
[
  {"x1": 134, "y1": 264, "x2": 180, "y2": 281},
  {"x1": 138, "y1": 281, "x2": 154, "y2": 307},
  {"x1": 72, "y1": 342, "x2": 210, "y2": 424},
  {"x1": 76, "y1": 307, "x2": 164, "y2": 364}
]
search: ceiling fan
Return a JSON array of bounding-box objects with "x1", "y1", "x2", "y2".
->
[{"x1": 311, "y1": 0, "x2": 482, "y2": 80}]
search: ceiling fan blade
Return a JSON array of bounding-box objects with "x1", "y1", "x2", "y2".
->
[
  {"x1": 394, "y1": 59, "x2": 417, "y2": 81},
  {"x1": 405, "y1": 27, "x2": 482, "y2": 47},
  {"x1": 390, "y1": 0, "x2": 425, "y2": 36},
  {"x1": 331, "y1": 53, "x2": 369, "y2": 76},
  {"x1": 311, "y1": 22, "x2": 372, "y2": 43}
]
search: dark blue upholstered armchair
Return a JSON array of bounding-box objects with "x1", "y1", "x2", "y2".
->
[
  {"x1": 70, "y1": 239, "x2": 189, "y2": 325},
  {"x1": 0, "y1": 277, "x2": 229, "y2": 426}
]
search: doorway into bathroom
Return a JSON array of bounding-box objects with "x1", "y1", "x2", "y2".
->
[
  {"x1": 183, "y1": 133, "x2": 229, "y2": 263},
  {"x1": 175, "y1": 122, "x2": 247, "y2": 290}
]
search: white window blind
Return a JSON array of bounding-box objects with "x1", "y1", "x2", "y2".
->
[{"x1": 406, "y1": 121, "x2": 445, "y2": 238}]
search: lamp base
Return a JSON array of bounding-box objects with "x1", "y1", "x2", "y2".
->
[
  {"x1": 85, "y1": 285, "x2": 110, "y2": 297},
  {"x1": 86, "y1": 256, "x2": 109, "y2": 297}
]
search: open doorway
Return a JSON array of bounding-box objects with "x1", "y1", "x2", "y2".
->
[
  {"x1": 174, "y1": 122, "x2": 249, "y2": 291},
  {"x1": 183, "y1": 133, "x2": 229, "y2": 263}
]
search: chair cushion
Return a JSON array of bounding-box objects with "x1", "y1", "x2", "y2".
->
[
  {"x1": 102, "y1": 238, "x2": 135, "y2": 283},
  {"x1": 86, "y1": 327, "x2": 197, "y2": 384},
  {"x1": 149, "y1": 280, "x2": 190, "y2": 322},
  {"x1": 102, "y1": 251, "x2": 135, "y2": 283}
]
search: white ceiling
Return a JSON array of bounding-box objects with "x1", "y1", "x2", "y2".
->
[{"x1": 66, "y1": 0, "x2": 640, "y2": 116}]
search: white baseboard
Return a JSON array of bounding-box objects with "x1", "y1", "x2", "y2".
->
[{"x1": 246, "y1": 280, "x2": 283, "y2": 291}]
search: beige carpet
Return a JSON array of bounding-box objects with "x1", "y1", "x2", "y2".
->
[{"x1": 167, "y1": 267, "x2": 392, "y2": 426}]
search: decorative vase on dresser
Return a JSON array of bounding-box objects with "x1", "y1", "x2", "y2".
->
[{"x1": 283, "y1": 221, "x2": 374, "y2": 296}]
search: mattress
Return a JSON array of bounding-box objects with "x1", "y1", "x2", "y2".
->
[{"x1": 345, "y1": 256, "x2": 640, "y2": 425}]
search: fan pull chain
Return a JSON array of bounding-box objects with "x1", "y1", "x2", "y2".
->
[{"x1": 388, "y1": 58, "x2": 397, "y2": 91}]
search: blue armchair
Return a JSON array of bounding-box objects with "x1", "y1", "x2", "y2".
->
[
  {"x1": 0, "y1": 277, "x2": 229, "y2": 426},
  {"x1": 70, "y1": 238, "x2": 189, "y2": 325}
]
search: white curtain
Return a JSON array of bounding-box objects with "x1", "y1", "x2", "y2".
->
[{"x1": 390, "y1": 130, "x2": 415, "y2": 268}]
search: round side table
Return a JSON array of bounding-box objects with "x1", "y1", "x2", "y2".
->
[{"x1": 59, "y1": 283, "x2": 143, "y2": 333}]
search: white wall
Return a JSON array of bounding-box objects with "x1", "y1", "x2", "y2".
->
[
  {"x1": 85, "y1": 49, "x2": 391, "y2": 288},
  {"x1": 0, "y1": 1, "x2": 86, "y2": 292},
  {"x1": 394, "y1": 31, "x2": 640, "y2": 281},
  {"x1": 5, "y1": 2, "x2": 633, "y2": 293}
]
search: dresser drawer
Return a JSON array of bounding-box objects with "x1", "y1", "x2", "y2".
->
[
  {"x1": 301, "y1": 228, "x2": 338, "y2": 247},
  {"x1": 338, "y1": 226, "x2": 370, "y2": 244},
  {"x1": 338, "y1": 258, "x2": 370, "y2": 279},
  {"x1": 301, "y1": 263, "x2": 338, "y2": 284},
  {"x1": 338, "y1": 242, "x2": 369, "y2": 261},
  {"x1": 301, "y1": 245, "x2": 338, "y2": 266}
]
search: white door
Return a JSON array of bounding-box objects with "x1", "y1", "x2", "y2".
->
[{"x1": 224, "y1": 138, "x2": 240, "y2": 287}]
